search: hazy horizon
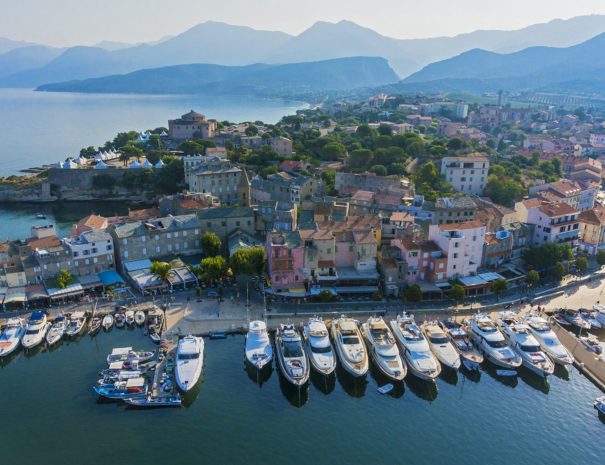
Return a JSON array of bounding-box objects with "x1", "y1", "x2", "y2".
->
[{"x1": 2, "y1": 0, "x2": 605, "y2": 48}]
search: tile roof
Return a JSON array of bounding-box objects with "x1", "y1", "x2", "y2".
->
[
  {"x1": 538, "y1": 202, "x2": 578, "y2": 217},
  {"x1": 439, "y1": 220, "x2": 485, "y2": 231},
  {"x1": 390, "y1": 212, "x2": 414, "y2": 222},
  {"x1": 299, "y1": 229, "x2": 333, "y2": 240},
  {"x1": 353, "y1": 230, "x2": 377, "y2": 244},
  {"x1": 579, "y1": 206, "x2": 605, "y2": 225},
  {"x1": 76, "y1": 214, "x2": 107, "y2": 230}
]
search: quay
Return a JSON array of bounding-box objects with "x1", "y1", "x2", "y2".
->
[{"x1": 551, "y1": 322, "x2": 605, "y2": 393}]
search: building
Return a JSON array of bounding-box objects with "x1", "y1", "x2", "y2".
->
[
  {"x1": 422, "y1": 102, "x2": 469, "y2": 118},
  {"x1": 256, "y1": 201, "x2": 297, "y2": 232},
  {"x1": 335, "y1": 172, "x2": 403, "y2": 193},
  {"x1": 526, "y1": 202, "x2": 580, "y2": 249},
  {"x1": 266, "y1": 231, "x2": 305, "y2": 295},
  {"x1": 196, "y1": 207, "x2": 257, "y2": 244},
  {"x1": 578, "y1": 206, "x2": 605, "y2": 254},
  {"x1": 429, "y1": 221, "x2": 486, "y2": 279},
  {"x1": 237, "y1": 168, "x2": 251, "y2": 208},
  {"x1": 473, "y1": 197, "x2": 516, "y2": 232},
  {"x1": 61, "y1": 229, "x2": 115, "y2": 276},
  {"x1": 427, "y1": 196, "x2": 478, "y2": 225},
  {"x1": 189, "y1": 159, "x2": 242, "y2": 204},
  {"x1": 381, "y1": 212, "x2": 415, "y2": 243},
  {"x1": 482, "y1": 223, "x2": 530, "y2": 267},
  {"x1": 252, "y1": 172, "x2": 325, "y2": 205},
  {"x1": 70, "y1": 214, "x2": 108, "y2": 238},
  {"x1": 168, "y1": 110, "x2": 217, "y2": 140},
  {"x1": 441, "y1": 156, "x2": 489, "y2": 195},
  {"x1": 390, "y1": 238, "x2": 448, "y2": 284},
  {"x1": 158, "y1": 192, "x2": 219, "y2": 216},
  {"x1": 528, "y1": 179, "x2": 597, "y2": 211},
  {"x1": 269, "y1": 136, "x2": 293, "y2": 157}
]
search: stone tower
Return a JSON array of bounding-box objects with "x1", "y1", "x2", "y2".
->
[{"x1": 237, "y1": 168, "x2": 251, "y2": 207}]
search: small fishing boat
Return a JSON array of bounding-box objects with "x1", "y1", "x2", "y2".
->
[
  {"x1": 124, "y1": 395, "x2": 182, "y2": 408},
  {"x1": 0, "y1": 318, "x2": 25, "y2": 357},
  {"x1": 595, "y1": 397, "x2": 605, "y2": 415},
  {"x1": 115, "y1": 313, "x2": 125, "y2": 328},
  {"x1": 65, "y1": 311, "x2": 87, "y2": 337},
  {"x1": 102, "y1": 314, "x2": 114, "y2": 331},
  {"x1": 134, "y1": 310, "x2": 146, "y2": 326},
  {"x1": 275, "y1": 324, "x2": 310, "y2": 386},
  {"x1": 125, "y1": 310, "x2": 135, "y2": 326},
  {"x1": 362, "y1": 316, "x2": 406, "y2": 381},
  {"x1": 88, "y1": 317, "x2": 102, "y2": 335},
  {"x1": 147, "y1": 308, "x2": 163, "y2": 341},
  {"x1": 46, "y1": 315, "x2": 67, "y2": 346},
  {"x1": 422, "y1": 320, "x2": 461, "y2": 371},
  {"x1": 468, "y1": 313, "x2": 522, "y2": 369},
  {"x1": 245, "y1": 320, "x2": 273, "y2": 370},
  {"x1": 377, "y1": 384, "x2": 394, "y2": 394},
  {"x1": 175, "y1": 335, "x2": 205, "y2": 392},
  {"x1": 559, "y1": 309, "x2": 591, "y2": 330},
  {"x1": 93, "y1": 377, "x2": 148, "y2": 400},
  {"x1": 100, "y1": 359, "x2": 157, "y2": 377},
  {"x1": 97, "y1": 369, "x2": 143, "y2": 387},
  {"x1": 302, "y1": 316, "x2": 336, "y2": 376},
  {"x1": 21, "y1": 312, "x2": 50, "y2": 350},
  {"x1": 36, "y1": 213, "x2": 46, "y2": 219},
  {"x1": 106, "y1": 347, "x2": 155, "y2": 365},
  {"x1": 524, "y1": 314, "x2": 574, "y2": 366},
  {"x1": 578, "y1": 308, "x2": 602, "y2": 329},
  {"x1": 209, "y1": 332, "x2": 228, "y2": 339},
  {"x1": 149, "y1": 327, "x2": 161, "y2": 343},
  {"x1": 331, "y1": 316, "x2": 369, "y2": 377},
  {"x1": 580, "y1": 334, "x2": 603, "y2": 354},
  {"x1": 441, "y1": 319, "x2": 483, "y2": 370}
]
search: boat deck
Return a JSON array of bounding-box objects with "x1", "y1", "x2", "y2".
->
[{"x1": 551, "y1": 321, "x2": 605, "y2": 393}]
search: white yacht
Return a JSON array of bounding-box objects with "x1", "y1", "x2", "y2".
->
[
  {"x1": 497, "y1": 316, "x2": 555, "y2": 377},
  {"x1": 125, "y1": 310, "x2": 135, "y2": 326},
  {"x1": 440, "y1": 319, "x2": 483, "y2": 370},
  {"x1": 245, "y1": 320, "x2": 273, "y2": 370},
  {"x1": 275, "y1": 324, "x2": 309, "y2": 386},
  {"x1": 0, "y1": 318, "x2": 25, "y2": 357},
  {"x1": 46, "y1": 315, "x2": 67, "y2": 346},
  {"x1": 175, "y1": 335, "x2": 205, "y2": 392},
  {"x1": 422, "y1": 321, "x2": 461, "y2": 371},
  {"x1": 102, "y1": 314, "x2": 114, "y2": 331},
  {"x1": 362, "y1": 316, "x2": 406, "y2": 381},
  {"x1": 302, "y1": 317, "x2": 336, "y2": 376},
  {"x1": 390, "y1": 313, "x2": 441, "y2": 381},
  {"x1": 593, "y1": 304, "x2": 605, "y2": 326},
  {"x1": 21, "y1": 312, "x2": 50, "y2": 350},
  {"x1": 106, "y1": 347, "x2": 155, "y2": 364},
  {"x1": 468, "y1": 313, "x2": 522, "y2": 369},
  {"x1": 65, "y1": 311, "x2": 87, "y2": 337},
  {"x1": 559, "y1": 309, "x2": 591, "y2": 330},
  {"x1": 331, "y1": 317, "x2": 368, "y2": 377},
  {"x1": 524, "y1": 314, "x2": 574, "y2": 366},
  {"x1": 578, "y1": 308, "x2": 602, "y2": 329}
]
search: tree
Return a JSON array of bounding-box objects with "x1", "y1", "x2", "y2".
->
[
  {"x1": 320, "y1": 142, "x2": 346, "y2": 161},
  {"x1": 119, "y1": 145, "x2": 142, "y2": 165},
  {"x1": 200, "y1": 256, "x2": 227, "y2": 281},
  {"x1": 551, "y1": 261, "x2": 566, "y2": 281},
  {"x1": 157, "y1": 156, "x2": 184, "y2": 193},
  {"x1": 526, "y1": 270, "x2": 540, "y2": 287},
  {"x1": 492, "y1": 278, "x2": 508, "y2": 296},
  {"x1": 245, "y1": 125, "x2": 259, "y2": 136},
  {"x1": 148, "y1": 134, "x2": 162, "y2": 150},
  {"x1": 522, "y1": 242, "x2": 573, "y2": 270},
  {"x1": 176, "y1": 140, "x2": 203, "y2": 155},
  {"x1": 201, "y1": 232, "x2": 222, "y2": 257},
  {"x1": 404, "y1": 284, "x2": 422, "y2": 302},
  {"x1": 370, "y1": 164, "x2": 387, "y2": 176},
  {"x1": 348, "y1": 149, "x2": 373, "y2": 169},
  {"x1": 149, "y1": 261, "x2": 173, "y2": 281},
  {"x1": 356, "y1": 124, "x2": 374, "y2": 138},
  {"x1": 378, "y1": 123, "x2": 393, "y2": 136},
  {"x1": 317, "y1": 290, "x2": 336, "y2": 302},
  {"x1": 146, "y1": 149, "x2": 168, "y2": 165},
  {"x1": 229, "y1": 248, "x2": 254, "y2": 275},
  {"x1": 56, "y1": 270, "x2": 73, "y2": 289},
  {"x1": 575, "y1": 256, "x2": 588, "y2": 273},
  {"x1": 596, "y1": 250, "x2": 605, "y2": 267},
  {"x1": 248, "y1": 247, "x2": 267, "y2": 276},
  {"x1": 450, "y1": 284, "x2": 465, "y2": 303}
]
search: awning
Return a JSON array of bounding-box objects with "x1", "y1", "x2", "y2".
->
[
  {"x1": 123, "y1": 259, "x2": 153, "y2": 272},
  {"x1": 416, "y1": 281, "x2": 442, "y2": 293},
  {"x1": 98, "y1": 270, "x2": 125, "y2": 286},
  {"x1": 459, "y1": 275, "x2": 489, "y2": 287},
  {"x1": 310, "y1": 287, "x2": 338, "y2": 295},
  {"x1": 46, "y1": 282, "x2": 84, "y2": 299},
  {"x1": 477, "y1": 272, "x2": 505, "y2": 282},
  {"x1": 128, "y1": 270, "x2": 165, "y2": 290},
  {"x1": 78, "y1": 274, "x2": 103, "y2": 289},
  {"x1": 26, "y1": 284, "x2": 48, "y2": 301},
  {"x1": 3, "y1": 291, "x2": 27, "y2": 303},
  {"x1": 435, "y1": 282, "x2": 452, "y2": 289},
  {"x1": 334, "y1": 286, "x2": 378, "y2": 293}
]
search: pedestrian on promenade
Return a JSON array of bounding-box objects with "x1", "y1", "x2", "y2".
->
[{"x1": 216, "y1": 308, "x2": 220, "y2": 319}]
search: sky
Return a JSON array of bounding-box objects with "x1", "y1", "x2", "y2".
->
[{"x1": 2, "y1": 0, "x2": 605, "y2": 47}]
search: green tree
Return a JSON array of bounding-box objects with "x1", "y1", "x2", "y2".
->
[
  {"x1": 378, "y1": 123, "x2": 393, "y2": 136},
  {"x1": 149, "y1": 261, "x2": 173, "y2": 281},
  {"x1": 201, "y1": 232, "x2": 222, "y2": 257},
  {"x1": 145, "y1": 149, "x2": 168, "y2": 165},
  {"x1": 348, "y1": 149, "x2": 373, "y2": 169},
  {"x1": 492, "y1": 278, "x2": 508, "y2": 296},
  {"x1": 320, "y1": 142, "x2": 346, "y2": 161},
  {"x1": 157, "y1": 156, "x2": 184, "y2": 193},
  {"x1": 148, "y1": 134, "x2": 162, "y2": 150},
  {"x1": 370, "y1": 164, "x2": 387, "y2": 176},
  {"x1": 119, "y1": 145, "x2": 142, "y2": 165},
  {"x1": 596, "y1": 250, "x2": 605, "y2": 267},
  {"x1": 229, "y1": 248, "x2": 254, "y2": 275},
  {"x1": 248, "y1": 247, "x2": 267, "y2": 276},
  {"x1": 551, "y1": 261, "x2": 566, "y2": 280},
  {"x1": 200, "y1": 256, "x2": 227, "y2": 281},
  {"x1": 356, "y1": 124, "x2": 374, "y2": 138},
  {"x1": 575, "y1": 256, "x2": 588, "y2": 273},
  {"x1": 526, "y1": 270, "x2": 540, "y2": 287},
  {"x1": 245, "y1": 125, "x2": 259, "y2": 136},
  {"x1": 404, "y1": 284, "x2": 422, "y2": 302},
  {"x1": 56, "y1": 270, "x2": 73, "y2": 289},
  {"x1": 450, "y1": 284, "x2": 465, "y2": 303},
  {"x1": 176, "y1": 141, "x2": 204, "y2": 155}
]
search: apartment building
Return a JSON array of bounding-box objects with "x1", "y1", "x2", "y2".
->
[
  {"x1": 189, "y1": 159, "x2": 242, "y2": 203},
  {"x1": 441, "y1": 156, "x2": 489, "y2": 195},
  {"x1": 62, "y1": 229, "x2": 115, "y2": 276},
  {"x1": 429, "y1": 221, "x2": 486, "y2": 279},
  {"x1": 390, "y1": 238, "x2": 448, "y2": 283},
  {"x1": 578, "y1": 206, "x2": 605, "y2": 254},
  {"x1": 526, "y1": 202, "x2": 580, "y2": 249}
]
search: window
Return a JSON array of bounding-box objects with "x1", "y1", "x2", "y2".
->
[
  {"x1": 439, "y1": 263, "x2": 444, "y2": 269},
  {"x1": 85, "y1": 259, "x2": 89, "y2": 265},
  {"x1": 142, "y1": 248, "x2": 147, "y2": 255},
  {"x1": 167, "y1": 233, "x2": 171, "y2": 239},
  {"x1": 453, "y1": 253, "x2": 458, "y2": 259},
  {"x1": 327, "y1": 248, "x2": 331, "y2": 254},
  {"x1": 174, "y1": 232, "x2": 178, "y2": 238},
  {"x1": 184, "y1": 242, "x2": 188, "y2": 249},
  {"x1": 124, "y1": 251, "x2": 128, "y2": 258},
  {"x1": 74, "y1": 261, "x2": 78, "y2": 267},
  {"x1": 123, "y1": 238, "x2": 127, "y2": 245},
  {"x1": 156, "y1": 246, "x2": 160, "y2": 253},
  {"x1": 155, "y1": 235, "x2": 159, "y2": 241},
  {"x1": 167, "y1": 244, "x2": 172, "y2": 252},
  {"x1": 453, "y1": 264, "x2": 456, "y2": 269},
  {"x1": 142, "y1": 236, "x2": 146, "y2": 242},
  {"x1": 349, "y1": 246, "x2": 353, "y2": 252}
]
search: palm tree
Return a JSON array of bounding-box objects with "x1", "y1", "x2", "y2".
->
[{"x1": 150, "y1": 261, "x2": 173, "y2": 281}]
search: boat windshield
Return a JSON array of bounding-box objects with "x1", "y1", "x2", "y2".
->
[
  {"x1": 430, "y1": 336, "x2": 449, "y2": 344},
  {"x1": 486, "y1": 339, "x2": 508, "y2": 348},
  {"x1": 25, "y1": 329, "x2": 39, "y2": 335},
  {"x1": 311, "y1": 345, "x2": 331, "y2": 354},
  {"x1": 179, "y1": 353, "x2": 199, "y2": 360},
  {"x1": 342, "y1": 336, "x2": 360, "y2": 345},
  {"x1": 520, "y1": 344, "x2": 541, "y2": 353},
  {"x1": 283, "y1": 341, "x2": 303, "y2": 357}
]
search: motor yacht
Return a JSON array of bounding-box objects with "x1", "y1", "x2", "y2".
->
[
  {"x1": 331, "y1": 317, "x2": 368, "y2": 377},
  {"x1": 275, "y1": 324, "x2": 309, "y2": 386},
  {"x1": 0, "y1": 318, "x2": 25, "y2": 357},
  {"x1": 524, "y1": 314, "x2": 574, "y2": 366},
  {"x1": 21, "y1": 311, "x2": 50, "y2": 350},
  {"x1": 362, "y1": 316, "x2": 406, "y2": 381},
  {"x1": 245, "y1": 320, "x2": 273, "y2": 370},
  {"x1": 579, "y1": 334, "x2": 603, "y2": 354},
  {"x1": 497, "y1": 316, "x2": 555, "y2": 377},
  {"x1": 175, "y1": 335, "x2": 205, "y2": 392},
  {"x1": 102, "y1": 314, "x2": 114, "y2": 331},
  {"x1": 578, "y1": 308, "x2": 602, "y2": 329},
  {"x1": 440, "y1": 319, "x2": 483, "y2": 370},
  {"x1": 390, "y1": 313, "x2": 441, "y2": 381},
  {"x1": 422, "y1": 321, "x2": 461, "y2": 371},
  {"x1": 125, "y1": 310, "x2": 135, "y2": 326},
  {"x1": 65, "y1": 311, "x2": 87, "y2": 337},
  {"x1": 468, "y1": 313, "x2": 521, "y2": 369},
  {"x1": 46, "y1": 315, "x2": 67, "y2": 346},
  {"x1": 593, "y1": 304, "x2": 605, "y2": 326},
  {"x1": 559, "y1": 309, "x2": 591, "y2": 330},
  {"x1": 302, "y1": 317, "x2": 336, "y2": 376},
  {"x1": 106, "y1": 347, "x2": 155, "y2": 365}
]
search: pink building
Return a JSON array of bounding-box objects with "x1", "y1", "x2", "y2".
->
[
  {"x1": 526, "y1": 201, "x2": 580, "y2": 249},
  {"x1": 391, "y1": 238, "x2": 448, "y2": 283},
  {"x1": 428, "y1": 221, "x2": 486, "y2": 279},
  {"x1": 266, "y1": 231, "x2": 305, "y2": 295}
]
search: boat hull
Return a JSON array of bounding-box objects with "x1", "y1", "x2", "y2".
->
[
  {"x1": 369, "y1": 346, "x2": 406, "y2": 381},
  {"x1": 0, "y1": 340, "x2": 21, "y2": 357},
  {"x1": 275, "y1": 333, "x2": 309, "y2": 387},
  {"x1": 484, "y1": 351, "x2": 522, "y2": 369},
  {"x1": 22, "y1": 324, "x2": 50, "y2": 350}
]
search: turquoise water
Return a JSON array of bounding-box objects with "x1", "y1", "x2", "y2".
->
[
  {"x1": 1, "y1": 330, "x2": 603, "y2": 464},
  {"x1": 0, "y1": 88, "x2": 306, "y2": 177}
]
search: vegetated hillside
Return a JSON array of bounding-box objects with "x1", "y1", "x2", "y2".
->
[{"x1": 36, "y1": 57, "x2": 399, "y2": 95}]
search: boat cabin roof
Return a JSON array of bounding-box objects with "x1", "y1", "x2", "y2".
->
[
  {"x1": 510, "y1": 324, "x2": 530, "y2": 334},
  {"x1": 71, "y1": 311, "x2": 86, "y2": 319},
  {"x1": 126, "y1": 378, "x2": 145, "y2": 388},
  {"x1": 30, "y1": 312, "x2": 45, "y2": 321},
  {"x1": 109, "y1": 361, "x2": 124, "y2": 370},
  {"x1": 339, "y1": 320, "x2": 357, "y2": 332},
  {"x1": 111, "y1": 347, "x2": 133, "y2": 356},
  {"x1": 7, "y1": 318, "x2": 22, "y2": 326},
  {"x1": 179, "y1": 336, "x2": 200, "y2": 354}
]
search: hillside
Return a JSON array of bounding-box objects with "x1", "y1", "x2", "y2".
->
[{"x1": 36, "y1": 57, "x2": 399, "y2": 95}]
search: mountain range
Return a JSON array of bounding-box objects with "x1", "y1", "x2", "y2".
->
[
  {"x1": 3, "y1": 15, "x2": 605, "y2": 89},
  {"x1": 36, "y1": 57, "x2": 398, "y2": 95}
]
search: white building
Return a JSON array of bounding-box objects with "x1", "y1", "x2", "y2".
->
[
  {"x1": 429, "y1": 221, "x2": 486, "y2": 279},
  {"x1": 441, "y1": 156, "x2": 489, "y2": 195}
]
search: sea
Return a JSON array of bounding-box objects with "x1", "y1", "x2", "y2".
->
[
  {"x1": 0, "y1": 330, "x2": 604, "y2": 465},
  {"x1": 0, "y1": 87, "x2": 306, "y2": 240}
]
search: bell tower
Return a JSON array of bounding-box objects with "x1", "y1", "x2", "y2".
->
[{"x1": 237, "y1": 168, "x2": 251, "y2": 207}]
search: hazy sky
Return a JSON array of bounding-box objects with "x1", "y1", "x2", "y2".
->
[{"x1": 2, "y1": 0, "x2": 605, "y2": 47}]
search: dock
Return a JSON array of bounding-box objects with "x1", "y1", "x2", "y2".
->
[
  {"x1": 151, "y1": 336, "x2": 177, "y2": 397},
  {"x1": 551, "y1": 322, "x2": 605, "y2": 393}
]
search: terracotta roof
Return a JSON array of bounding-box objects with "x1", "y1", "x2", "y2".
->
[
  {"x1": 77, "y1": 214, "x2": 107, "y2": 229},
  {"x1": 316, "y1": 215, "x2": 381, "y2": 231},
  {"x1": 538, "y1": 202, "x2": 577, "y2": 217},
  {"x1": 318, "y1": 260, "x2": 335, "y2": 268},
  {"x1": 485, "y1": 234, "x2": 502, "y2": 245},
  {"x1": 299, "y1": 229, "x2": 333, "y2": 240},
  {"x1": 579, "y1": 206, "x2": 605, "y2": 226},
  {"x1": 28, "y1": 235, "x2": 61, "y2": 250},
  {"x1": 353, "y1": 230, "x2": 377, "y2": 244},
  {"x1": 129, "y1": 207, "x2": 159, "y2": 220},
  {"x1": 179, "y1": 200, "x2": 206, "y2": 209},
  {"x1": 381, "y1": 258, "x2": 397, "y2": 269},
  {"x1": 390, "y1": 212, "x2": 414, "y2": 223},
  {"x1": 351, "y1": 190, "x2": 375, "y2": 202},
  {"x1": 536, "y1": 190, "x2": 565, "y2": 202},
  {"x1": 392, "y1": 237, "x2": 421, "y2": 251},
  {"x1": 419, "y1": 240, "x2": 441, "y2": 252},
  {"x1": 520, "y1": 198, "x2": 543, "y2": 209},
  {"x1": 549, "y1": 180, "x2": 581, "y2": 194},
  {"x1": 280, "y1": 160, "x2": 304, "y2": 170},
  {"x1": 439, "y1": 220, "x2": 485, "y2": 231}
]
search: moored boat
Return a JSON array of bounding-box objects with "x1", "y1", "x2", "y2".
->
[
  {"x1": 362, "y1": 316, "x2": 406, "y2": 381},
  {"x1": 331, "y1": 316, "x2": 368, "y2": 377},
  {"x1": 93, "y1": 377, "x2": 148, "y2": 399},
  {"x1": 390, "y1": 313, "x2": 441, "y2": 381},
  {"x1": 595, "y1": 396, "x2": 605, "y2": 416},
  {"x1": 46, "y1": 315, "x2": 67, "y2": 346},
  {"x1": 21, "y1": 312, "x2": 50, "y2": 350},
  {"x1": 594, "y1": 304, "x2": 605, "y2": 326},
  {"x1": 88, "y1": 317, "x2": 102, "y2": 335},
  {"x1": 422, "y1": 320, "x2": 461, "y2": 371},
  {"x1": 175, "y1": 335, "x2": 205, "y2": 392},
  {"x1": 468, "y1": 313, "x2": 522, "y2": 369},
  {"x1": 134, "y1": 310, "x2": 146, "y2": 326},
  {"x1": 106, "y1": 347, "x2": 155, "y2": 365},
  {"x1": 578, "y1": 308, "x2": 602, "y2": 329},
  {"x1": 97, "y1": 369, "x2": 143, "y2": 387},
  {"x1": 524, "y1": 314, "x2": 574, "y2": 366},
  {"x1": 125, "y1": 310, "x2": 135, "y2": 326},
  {"x1": 559, "y1": 308, "x2": 591, "y2": 330},
  {"x1": 245, "y1": 320, "x2": 273, "y2": 370},
  {"x1": 0, "y1": 318, "x2": 25, "y2": 357},
  {"x1": 115, "y1": 313, "x2": 125, "y2": 328},
  {"x1": 440, "y1": 319, "x2": 483, "y2": 370},
  {"x1": 580, "y1": 334, "x2": 603, "y2": 354},
  {"x1": 65, "y1": 311, "x2": 87, "y2": 337},
  {"x1": 102, "y1": 314, "x2": 114, "y2": 331},
  {"x1": 275, "y1": 324, "x2": 309, "y2": 386},
  {"x1": 124, "y1": 395, "x2": 182, "y2": 408},
  {"x1": 302, "y1": 317, "x2": 336, "y2": 376}
]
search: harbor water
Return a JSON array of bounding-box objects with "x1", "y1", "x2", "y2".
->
[{"x1": 1, "y1": 329, "x2": 603, "y2": 464}]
